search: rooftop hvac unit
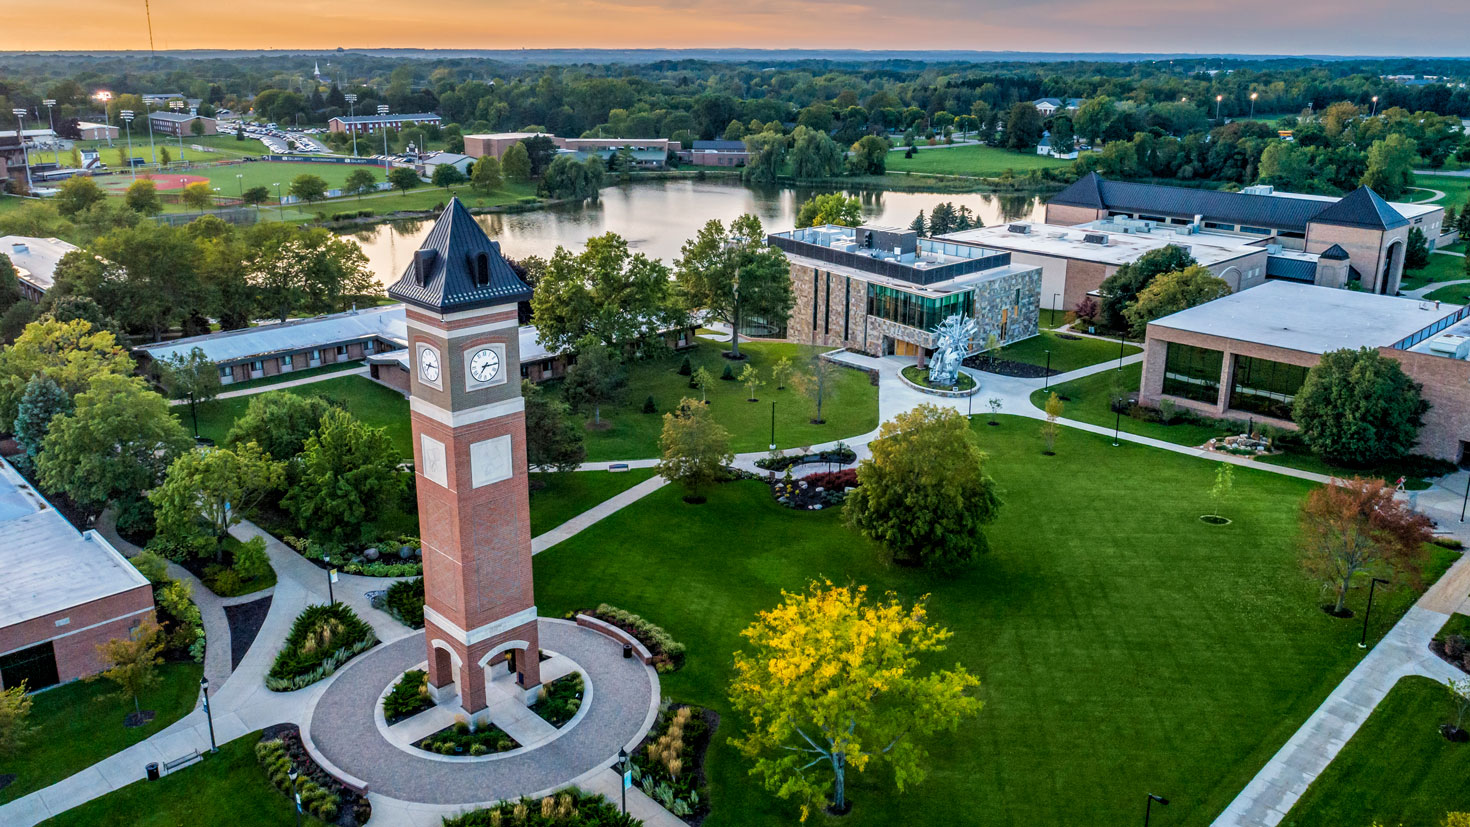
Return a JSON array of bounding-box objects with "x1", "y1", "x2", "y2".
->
[
  {"x1": 1242, "y1": 185, "x2": 1275, "y2": 196},
  {"x1": 1426, "y1": 333, "x2": 1470, "y2": 358},
  {"x1": 1007, "y1": 223, "x2": 1030, "y2": 234},
  {"x1": 1266, "y1": 243, "x2": 1283, "y2": 255},
  {"x1": 1082, "y1": 233, "x2": 1109, "y2": 246}
]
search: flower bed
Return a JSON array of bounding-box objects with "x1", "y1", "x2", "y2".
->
[
  {"x1": 282, "y1": 533, "x2": 423, "y2": 578},
  {"x1": 443, "y1": 789, "x2": 637, "y2": 827},
  {"x1": 755, "y1": 445, "x2": 856, "y2": 471},
  {"x1": 257, "y1": 724, "x2": 371, "y2": 826},
  {"x1": 414, "y1": 719, "x2": 520, "y2": 756},
  {"x1": 1431, "y1": 615, "x2": 1470, "y2": 675},
  {"x1": 382, "y1": 578, "x2": 424, "y2": 628},
  {"x1": 576, "y1": 604, "x2": 686, "y2": 672},
  {"x1": 771, "y1": 468, "x2": 857, "y2": 510},
  {"x1": 266, "y1": 603, "x2": 377, "y2": 692},
  {"x1": 529, "y1": 672, "x2": 585, "y2": 728},
  {"x1": 383, "y1": 669, "x2": 433, "y2": 725},
  {"x1": 631, "y1": 703, "x2": 716, "y2": 823}
]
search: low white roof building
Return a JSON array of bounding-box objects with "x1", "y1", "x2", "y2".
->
[
  {"x1": 941, "y1": 221, "x2": 1267, "y2": 269},
  {"x1": 140, "y1": 304, "x2": 407, "y2": 366},
  {"x1": 1, "y1": 235, "x2": 81, "y2": 294}
]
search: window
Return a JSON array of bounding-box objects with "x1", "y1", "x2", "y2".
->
[
  {"x1": 311, "y1": 350, "x2": 322, "y2": 361},
  {"x1": 250, "y1": 360, "x2": 264, "y2": 372},
  {"x1": 824, "y1": 272, "x2": 831, "y2": 336},
  {"x1": 1161, "y1": 343, "x2": 1223, "y2": 403},
  {"x1": 336, "y1": 345, "x2": 348, "y2": 356},
  {"x1": 1204, "y1": 221, "x2": 1233, "y2": 231},
  {"x1": 867, "y1": 285, "x2": 973, "y2": 332},
  {"x1": 843, "y1": 277, "x2": 851, "y2": 341},
  {"x1": 474, "y1": 253, "x2": 490, "y2": 286},
  {"x1": 1239, "y1": 226, "x2": 1271, "y2": 235},
  {"x1": 811, "y1": 270, "x2": 819, "y2": 330},
  {"x1": 281, "y1": 354, "x2": 293, "y2": 367},
  {"x1": 1229, "y1": 355, "x2": 1308, "y2": 419},
  {"x1": 219, "y1": 366, "x2": 232, "y2": 380}
]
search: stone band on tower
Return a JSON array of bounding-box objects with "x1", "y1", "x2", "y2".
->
[{"x1": 387, "y1": 198, "x2": 541, "y2": 717}]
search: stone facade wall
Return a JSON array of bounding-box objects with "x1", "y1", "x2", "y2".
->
[
  {"x1": 787, "y1": 263, "x2": 873, "y2": 354},
  {"x1": 1382, "y1": 347, "x2": 1470, "y2": 463},
  {"x1": 1305, "y1": 222, "x2": 1404, "y2": 294},
  {"x1": 0, "y1": 584, "x2": 154, "y2": 688}
]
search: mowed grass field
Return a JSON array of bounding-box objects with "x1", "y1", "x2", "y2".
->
[
  {"x1": 59, "y1": 134, "x2": 269, "y2": 168},
  {"x1": 886, "y1": 143, "x2": 1073, "y2": 177},
  {"x1": 96, "y1": 160, "x2": 375, "y2": 195},
  {"x1": 1414, "y1": 173, "x2": 1470, "y2": 209},
  {"x1": 532, "y1": 417, "x2": 1455, "y2": 827}
]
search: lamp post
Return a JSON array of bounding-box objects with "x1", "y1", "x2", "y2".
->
[
  {"x1": 274, "y1": 182, "x2": 284, "y2": 221},
  {"x1": 1118, "y1": 333, "x2": 1127, "y2": 370},
  {"x1": 325, "y1": 556, "x2": 336, "y2": 605},
  {"x1": 769, "y1": 400, "x2": 776, "y2": 451},
  {"x1": 1249, "y1": 92, "x2": 1258, "y2": 119},
  {"x1": 1051, "y1": 291, "x2": 1061, "y2": 326},
  {"x1": 10, "y1": 109, "x2": 33, "y2": 193},
  {"x1": 1371, "y1": 95, "x2": 1379, "y2": 117},
  {"x1": 377, "y1": 104, "x2": 391, "y2": 179},
  {"x1": 1043, "y1": 349, "x2": 1052, "y2": 391},
  {"x1": 1358, "y1": 577, "x2": 1391, "y2": 648},
  {"x1": 1113, "y1": 397, "x2": 1122, "y2": 447},
  {"x1": 200, "y1": 675, "x2": 217, "y2": 753},
  {"x1": 235, "y1": 173, "x2": 244, "y2": 199},
  {"x1": 43, "y1": 99, "x2": 57, "y2": 164},
  {"x1": 288, "y1": 767, "x2": 303, "y2": 827},
  {"x1": 120, "y1": 109, "x2": 136, "y2": 180},
  {"x1": 143, "y1": 99, "x2": 157, "y2": 169},
  {"x1": 617, "y1": 747, "x2": 630, "y2": 814},
  {"x1": 169, "y1": 100, "x2": 186, "y2": 163},
  {"x1": 1144, "y1": 793, "x2": 1169, "y2": 827},
  {"x1": 344, "y1": 93, "x2": 359, "y2": 156},
  {"x1": 1215, "y1": 94, "x2": 1223, "y2": 121},
  {"x1": 1460, "y1": 468, "x2": 1469, "y2": 522}
]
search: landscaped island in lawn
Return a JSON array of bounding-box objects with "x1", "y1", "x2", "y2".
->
[{"x1": 532, "y1": 417, "x2": 1453, "y2": 826}]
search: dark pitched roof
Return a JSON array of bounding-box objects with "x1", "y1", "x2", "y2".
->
[
  {"x1": 1265, "y1": 255, "x2": 1318, "y2": 283},
  {"x1": 1319, "y1": 243, "x2": 1351, "y2": 260},
  {"x1": 1049, "y1": 174, "x2": 1404, "y2": 234},
  {"x1": 386, "y1": 198, "x2": 531, "y2": 312},
  {"x1": 1308, "y1": 186, "x2": 1409, "y2": 230}
]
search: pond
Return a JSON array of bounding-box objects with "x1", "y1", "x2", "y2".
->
[{"x1": 343, "y1": 178, "x2": 1046, "y2": 287}]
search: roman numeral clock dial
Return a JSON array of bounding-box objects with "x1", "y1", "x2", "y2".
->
[{"x1": 470, "y1": 347, "x2": 500, "y2": 383}]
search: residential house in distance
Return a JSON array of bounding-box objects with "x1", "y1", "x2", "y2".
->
[
  {"x1": 148, "y1": 110, "x2": 217, "y2": 137},
  {"x1": 0, "y1": 236, "x2": 81, "y2": 302},
  {"x1": 75, "y1": 121, "x2": 118, "y2": 141},
  {"x1": 419, "y1": 152, "x2": 477, "y2": 178},
  {"x1": 1046, "y1": 173, "x2": 1446, "y2": 296},
  {"x1": 1035, "y1": 131, "x2": 1079, "y2": 160},
  {"x1": 1139, "y1": 281, "x2": 1470, "y2": 462},
  {"x1": 328, "y1": 112, "x2": 443, "y2": 135},
  {"x1": 1033, "y1": 97, "x2": 1084, "y2": 117},
  {"x1": 0, "y1": 459, "x2": 155, "y2": 691},
  {"x1": 770, "y1": 224, "x2": 1042, "y2": 362}
]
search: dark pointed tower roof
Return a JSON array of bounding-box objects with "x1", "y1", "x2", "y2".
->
[
  {"x1": 1049, "y1": 171, "x2": 1106, "y2": 209},
  {"x1": 1309, "y1": 186, "x2": 1409, "y2": 231},
  {"x1": 387, "y1": 198, "x2": 531, "y2": 312},
  {"x1": 1319, "y1": 243, "x2": 1351, "y2": 261}
]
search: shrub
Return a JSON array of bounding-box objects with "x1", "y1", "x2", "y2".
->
[
  {"x1": 443, "y1": 789, "x2": 636, "y2": 827},
  {"x1": 720, "y1": 363, "x2": 735, "y2": 381},
  {"x1": 801, "y1": 469, "x2": 858, "y2": 490},
  {"x1": 130, "y1": 550, "x2": 170, "y2": 583},
  {"x1": 114, "y1": 495, "x2": 156, "y2": 544},
  {"x1": 383, "y1": 669, "x2": 431, "y2": 720},
  {"x1": 754, "y1": 446, "x2": 857, "y2": 471},
  {"x1": 385, "y1": 577, "x2": 425, "y2": 628},
  {"x1": 232, "y1": 536, "x2": 271, "y2": 580},
  {"x1": 678, "y1": 356, "x2": 692, "y2": 376},
  {"x1": 1433, "y1": 537, "x2": 1465, "y2": 551},
  {"x1": 529, "y1": 672, "x2": 584, "y2": 728},
  {"x1": 588, "y1": 604, "x2": 686, "y2": 671},
  {"x1": 255, "y1": 737, "x2": 343, "y2": 823},
  {"x1": 267, "y1": 603, "x2": 377, "y2": 691},
  {"x1": 642, "y1": 395, "x2": 657, "y2": 414}
]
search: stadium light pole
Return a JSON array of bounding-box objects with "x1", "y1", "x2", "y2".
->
[
  {"x1": 143, "y1": 99, "x2": 157, "y2": 169},
  {"x1": 169, "y1": 100, "x2": 186, "y2": 163},
  {"x1": 1371, "y1": 95, "x2": 1379, "y2": 117},
  {"x1": 274, "y1": 181, "x2": 284, "y2": 220},
  {"x1": 1215, "y1": 94, "x2": 1223, "y2": 121},
  {"x1": 10, "y1": 109, "x2": 33, "y2": 193},
  {"x1": 344, "y1": 93, "x2": 359, "y2": 156},
  {"x1": 120, "y1": 109, "x2": 136, "y2": 180},
  {"x1": 94, "y1": 91, "x2": 115, "y2": 147},
  {"x1": 378, "y1": 104, "x2": 391, "y2": 179},
  {"x1": 43, "y1": 99, "x2": 57, "y2": 164}
]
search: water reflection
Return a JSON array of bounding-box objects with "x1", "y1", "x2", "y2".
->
[{"x1": 349, "y1": 179, "x2": 1045, "y2": 286}]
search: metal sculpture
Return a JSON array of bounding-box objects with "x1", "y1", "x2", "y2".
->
[{"x1": 927, "y1": 313, "x2": 978, "y2": 388}]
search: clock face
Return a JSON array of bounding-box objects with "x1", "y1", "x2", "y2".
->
[
  {"x1": 469, "y1": 347, "x2": 500, "y2": 383},
  {"x1": 418, "y1": 345, "x2": 440, "y2": 383}
]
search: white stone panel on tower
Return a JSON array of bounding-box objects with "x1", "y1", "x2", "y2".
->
[
  {"x1": 470, "y1": 434, "x2": 513, "y2": 488},
  {"x1": 421, "y1": 434, "x2": 448, "y2": 488}
]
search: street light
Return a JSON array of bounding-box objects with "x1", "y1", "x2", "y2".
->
[
  {"x1": 1371, "y1": 95, "x2": 1380, "y2": 117},
  {"x1": 1358, "y1": 577, "x2": 1391, "y2": 648},
  {"x1": 200, "y1": 675, "x2": 218, "y2": 753},
  {"x1": 769, "y1": 400, "x2": 776, "y2": 451},
  {"x1": 1113, "y1": 398, "x2": 1122, "y2": 447},
  {"x1": 1144, "y1": 793, "x2": 1169, "y2": 826},
  {"x1": 120, "y1": 109, "x2": 136, "y2": 180},
  {"x1": 274, "y1": 181, "x2": 284, "y2": 221},
  {"x1": 288, "y1": 767, "x2": 303, "y2": 827},
  {"x1": 1249, "y1": 92, "x2": 1258, "y2": 119},
  {"x1": 169, "y1": 100, "x2": 186, "y2": 164},
  {"x1": 1118, "y1": 333, "x2": 1127, "y2": 370},
  {"x1": 235, "y1": 172, "x2": 244, "y2": 199},
  {"x1": 1051, "y1": 291, "x2": 1061, "y2": 327},
  {"x1": 142, "y1": 99, "x2": 157, "y2": 169},
  {"x1": 324, "y1": 556, "x2": 337, "y2": 605},
  {"x1": 10, "y1": 108, "x2": 33, "y2": 193},
  {"x1": 1043, "y1": 349, "x2": 1052, "y2": 391},
  {"x1": 617, "y1": 747, "x2": 630, "y2": 813},
  {"x1": 43, "y1": 99, "x2": 57, "y2": 164},
  {"x1": 1461, "y1": 469, "x2": 1469, "y2": 522},
  {"x1": 344, "y1": 93, "x2": 359, "y2": 156},
  {"x1": 1215, "y1": 94, "x2": 1223, "y2": 121},
  {"x1": 377, "y1": 104, "x2": 391, "y2": 178}
]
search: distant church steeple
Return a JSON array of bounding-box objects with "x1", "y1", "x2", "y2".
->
[{"x1": 313, "y1": 61, "x2": 322, "y2": 81}]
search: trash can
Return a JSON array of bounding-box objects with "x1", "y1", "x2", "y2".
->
[
  {"x1": 623, "y1": 643, "x2": 633, "y2": 659},
  {"x1": 146, "y1": 762, "x2": 160, "y2": 781}
]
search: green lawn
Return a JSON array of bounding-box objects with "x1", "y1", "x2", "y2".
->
[
  {"x1": 1029, "y1": 362, "x2": 1232, "y2": 446},
  {"x1": 1400, "y1": 252, "x2": 1467, "y2": 291},
  {"x1": 1426, "y1": 280, "x2": 1470, "y2": 306},
  {"x1": 63, "y1": 135, "x2": 268, "y2": 168},
  {"x1": 1281, "y1": 677, "x2": 1470, "y2": 827},
  {"x1": 0, "y1": 662, "x2": 203, "y2": 804},
  {"x1": 532, "y1": 416, "x2": 1453, "y2": 827},
  {"x1": 1443, "y1": 241, "x2": 1466, "y2": 254},
  {"x1": 1415, "y1": 174, "x2": 1470, "y2": 210},
  {"x1": 998, "y1": 331, "x2": 1140, "y2": 374},
  {"x1": 96, "y1": 161, "x2": 369, "y2": 196},
  {"x1": 184, "y1": 375, "x2": 411, "y2": 458},
  {"x1": 558, "y1": 340, "x2": 879, "y2": 461},
  {"x1": 528, "y1": 468, "x2": 658, "y2": 537},
  {"x1": 886, "y1": 144, "x2": 1071, "y2": 178},
  {"x1": 36, "y1": 731, "x2": 326, "y2": 827}
]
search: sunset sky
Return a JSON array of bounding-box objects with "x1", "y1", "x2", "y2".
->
[{"x1": 4, "y1": 0, "x2": 1469, "y2": 56}]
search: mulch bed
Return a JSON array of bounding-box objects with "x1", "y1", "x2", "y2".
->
[
  {"x1": 1428, "y1": 640, "x2": 1470, "y2": 675},
  {"x1": 224, "y1": 596, "x2": 273, "y2": 670},
  {"x1": 0, "y1": 773, "x2": 14, "y2": 793},
  {"x1": 631, "y1": 704, "x2": 718, "y2": 827},
  {"x1": 963, "y1": 355, "x2": 1054, "y2": 378},
  {"x1": 261, "y1": 723, "x2": 371, "y2": 827}
]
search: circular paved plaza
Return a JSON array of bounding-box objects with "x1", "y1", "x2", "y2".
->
[{"x1": 306, "y1": 619, "x2": 657, "y2": 804}]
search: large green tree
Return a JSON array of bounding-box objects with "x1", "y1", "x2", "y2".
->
[
  {"x1": 225, "y1": 392, "x2": 337, "y2": 460},
  {"x1": 12, "y1": 375, "x2": 71, "y2": 469},
  {"x1": 0, "y1": 317, "x2": 133, "y2": 430},
  {"x1": 1121, "y1": 265, "x2": 1232, "y2": 336},
  {"x1": 283, "y1": 408, "x2": 402, "y2": 544},
  {"x1": 561, "y1": 340, "x2": 627, "y2": 427},
  {"x1": 343, "y1": 168, "x2": 379, "y2": 200},
  {"x1": 1004, "y1": 102, "x2": 1045, "y2": 150},
  {"x1": 246, "y1": 225, "x2": 377, "y2": 322},
  {"x1": 530, "y1": 232, "x2": 677, "y2": 350},
  {"x1": 37, "y1": 374, "x2": 192, "y2": 511},
  {"x1": 672, "y1": 214, "x2": 792, "y2": 359},
  {"x1": 151, "y1": 442, "x2": 283, "y2": 557},
  {"x1": 90, "y1": 222, "x2": 206, "y2": 340},
  {"x1": 742, "y1": 131, "x2": 788, "y2": 185},
  {"x1": 729, "y1": 582, "x2": 982, "y2": 818},
  {"x1": 522, "y1": 379, "x2": 586, "y2": 473},
  {"x1": 470, "y1": 156, "x2": 503, "y2": 194},
  {"x1": 794, "y1": 194, "x2": 862, "y2": 229},
  {"x1": 53, "y1": 176, "x2": 106, "y2": 217},
  {"x1": 1360, "y1": 133, "x2": 1417, "y2": 200},
  {"x1": 1097, "y1": 245, "x2": 1198, "y2": 331},
  {"x1": 501, "y1": 143, "x2": 532, "y2": 183},
  {"x1": 844, "y1": 404, "x2": 1002, "y2": 567},
  {"x1": 1292, "y1": 347, "x2": 1427, "y2": 467},
  {"x1": 846, "y1": 135, "x2": 890, "y2": 175},
  {"x1": 656, "y1": 398, "x2": 733, "y2": 503},
  {"x1": 538, "y1": 154, "x2": 604, "y2": 200},
  {"x1": 788, "y1": 126, "x2": 844, "y2": 181},
  {"x1": 288, "y1": 174, "x2": 329, "y2": 205},
  {"x1": 157, "y1": 346, "x2": 222, "y2": 439}
]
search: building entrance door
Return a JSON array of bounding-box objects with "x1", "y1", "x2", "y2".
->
[
  {"x1": 0, "y1": 641, "x2": 60, "y2": 691},
  {"x1": 893, "y1": 339, "x2": 920, "y2": 358}
]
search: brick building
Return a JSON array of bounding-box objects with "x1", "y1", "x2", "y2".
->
[
  {"x1": 147, "y1": 111, "x2": 217, "y2": 137},
  {"x1": 1139, "y1": 281, "x2": 1470, "y2": 462},
  {"x1": 771, "y1": 224, "x2": 1042, "y2": 363},
  {"x1": 0, "y1": 460, "x2": 154, "y2": 691},
  {"x1": 1047, "y1": 174, "x2": 1445, "y2": 296},
  {"x1": 328, "y1": 113, "x2": 442, "y2": 135},
  {"x1": 463, "y1": 133, "x2": 676, "y2": 169}
]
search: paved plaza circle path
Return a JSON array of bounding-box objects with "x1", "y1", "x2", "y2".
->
[{"x1": 306, "y1": 619, "x2": 657, "y2": 804}]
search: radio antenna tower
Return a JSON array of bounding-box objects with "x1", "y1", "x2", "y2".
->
[{"x1": 143, "y1": 0, "x2": 157, "y2": 58}]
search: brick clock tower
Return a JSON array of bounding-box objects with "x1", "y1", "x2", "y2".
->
[{"x1": 387, "y1": 199, "x2": 541, "y2": 716}]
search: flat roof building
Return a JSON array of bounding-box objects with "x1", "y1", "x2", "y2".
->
[
  {"x1": 328, "y1": 113, "x2": 442, "y2": 135},
  {"x1": 147, "y1": 111, "x2": 217, "y2": 137},
  {"x1": 1, "y1": 236, "x2": 81, "y2": 302},
  {"x1": 771, "y1": 224, "x2": 1042, "y2": 361},
  {"x1": 1139, "y1": 281, "x2": 1470, "y2": 461},
  {"x1": 0, "y1": 460, "x2": 154, "y2": 691},
  {"x1": 1047, "y1": 174, "x2": 1446, "y2": 297}
]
